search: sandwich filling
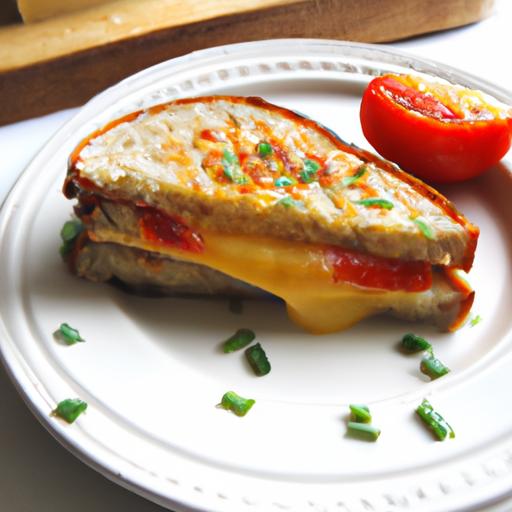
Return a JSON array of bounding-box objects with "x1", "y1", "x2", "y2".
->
[{"x1": 64, "y1": 96, "x2": 478, "y2": 333}]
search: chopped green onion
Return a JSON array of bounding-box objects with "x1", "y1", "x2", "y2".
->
[
  {"x1": 257, "y1": 141, "x2": 273, "y2": 157},
  {"x1": 355, "y1": 198, "x2": 394, "y2": 210},
  {"x1": 228, "y1": 298, "x2": 244, "y2": 314},
  {"x1": 274, "y1": 176, "x2": 296, "y2": 187},
  {"x1": 420, "y1": 353, "x2": 450, "y2": 380},
  {"x1": 54, "y1": 398, "x2": 88, "y2": 424},
  {"x1": 245, "y1": 342, "x2": 271, "y2": 376},
  {"x1": 299, "y1": 159, "x2": 320, "y2": 184},
  {"x1": 347, "y1": 421, "x2": 381, "y2": 441},
  {"x1": 342, "y1": 166, "x2": 367, "y2": 187},
  {"x1": 53, "y1": 323, "x2": 85, "y2": 345},
  {"x1": 276, "y1": 196, "x2": 301, "y2": 208},
  {"x1": 349, "y1": 404, "x2": 371, "y2": 423},
  {"x1": 61, "y1": 219, "x2": 83, "y2": 241},
  {"x1": 59, "y1": 219, "x2": 84, "y2": 256},
  {"x1": 222, "y1": 149, "x2": 248, "y2": 184},
  {"x1": 416, "y1": 399, "x2": 455, "y2": 441},
  {"x1": 219, "y1": 391, "x2": 255, "y2": 416},
  {"x1": 222, "y1": 328, "x2": 255, "y2": 353},
  {"x1": 412, "y1": 217, "x2": 435, "y2": 240},
  {"x1": 470, "y1": 314, "x2": 482, "y2": 327},
  {"x1": 401, "y1": 333, "x2": 432, "y2": 353}
]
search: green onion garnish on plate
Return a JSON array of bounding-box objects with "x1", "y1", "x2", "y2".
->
[
  {"x1": 219, "y1": 391, "x2": 255, "y2": 417},
  {"x1": 420, "y1": 353, "x2": 450, "y2": 380},
  {"x1": 347, "y1": 421, "x2": 381, "y2": 441},
  {"x1": 59, "y1": 218, "x2": 84, "y2": 256},
  {"x1": 401, "y1": 333, "x2": 432, "y2": 353},
  {"x1": 54, "y1": 398, "x2": 88, "y2": 424},
  {"x1": 342, "y1": 166, "x2": 367, "y2": 187},
  {"x1": 245, "y1": 342, "x2": 271, "y2": 376},
  {"x1": 349, "y1": 404, "x2": 372, "y2": 423},
  {"x1": 53, "y1": 323, "x2": 85, "y2": 345},
  {"x1": 416, "y1": 399, "x2": 455, "y2": 441},
  {"x1": 355, "y1": 198, "x2": 394, "y2": 209},
  {"x1": 222, "y1": 328, "x2": 255, "y2": 353},
  {"x1": 470, "y1": 314, "x2": 482, "y2": 327}
]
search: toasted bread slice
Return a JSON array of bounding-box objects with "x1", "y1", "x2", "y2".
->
[{"x1": 65, "y1": 96, "x2": 478, "y2": 270}]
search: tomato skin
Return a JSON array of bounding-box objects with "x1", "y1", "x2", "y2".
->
[{"x1": 360, "y1": 75, "x2": 512, "y2": 183}]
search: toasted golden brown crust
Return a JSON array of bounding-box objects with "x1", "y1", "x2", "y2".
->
[{"x1": 65, "y1": 96, "x2": 479, "y2": 269}]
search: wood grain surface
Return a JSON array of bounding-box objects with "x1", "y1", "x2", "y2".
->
[{"x1": 0, "y1": 0, "x2": 494, "y2": 125}]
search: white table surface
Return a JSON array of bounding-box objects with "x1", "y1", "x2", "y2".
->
[{"x1": 1, "y1": 2, "x2": 511, "y2": 511}]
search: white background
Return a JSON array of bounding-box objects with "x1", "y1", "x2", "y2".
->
[{"x1": 0, "y1": 1, "x2": 511, "y2": 510}]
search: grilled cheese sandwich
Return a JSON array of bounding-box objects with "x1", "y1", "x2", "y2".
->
[{"x1": 63, "y1": 96, "x2": 478, "y2": 333}]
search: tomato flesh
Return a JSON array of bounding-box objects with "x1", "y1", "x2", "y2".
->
[
  {"x1": 328, "y1": 247, "x2": 432, "y2": 292},
  {"x1": 360, "y1": 74, "x2": 512, "y2": 183},
  {"x1": 378, "y1": 76, "x2": 460, "y2": 120},
  {"x1": 139, "y1": 206, "x2": 204, "y2": 253},
  {"x1": 200, "y1": 129, "x2": 220, "y2": 142}
]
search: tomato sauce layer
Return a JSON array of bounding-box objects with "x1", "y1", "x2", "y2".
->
[
  {"x1": 138, "y1": 206, "x2": 204, "y2": 253},
  {"x1": 328, "y1": 247, "x2": 432, "y2": 292}
]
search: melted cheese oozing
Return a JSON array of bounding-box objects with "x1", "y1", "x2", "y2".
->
[{"x1": 92, "y1": 228, "x2": 439, "y2": 334}]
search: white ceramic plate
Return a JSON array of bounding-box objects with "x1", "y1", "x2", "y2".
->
[{"x1": 1, "y1": 40, "x2": 512, "y2": 512}]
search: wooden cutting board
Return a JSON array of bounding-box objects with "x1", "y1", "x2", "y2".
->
[{"x1": 0, "y1": 0, "x2": 494, "y2": 125}]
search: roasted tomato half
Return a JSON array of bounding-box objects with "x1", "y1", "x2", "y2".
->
[{"x1": 360, "y1": 74, "x2": 512, "y2": 183}]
